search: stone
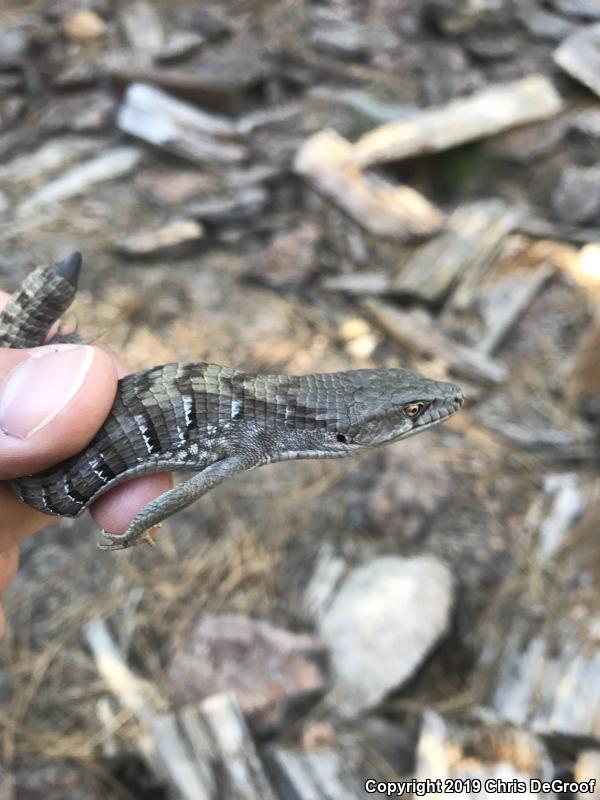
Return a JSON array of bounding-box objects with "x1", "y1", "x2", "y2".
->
[
  {"x1": 549, "y1": 0, "x2": 600, "y2": 20},
  {"x1": 367, "y1": 437, "x2": 452, "y2": 541},
  {"x1": 2, "y1": 762, "x2": 93, "y2": 800},
  {"x1": 554, "y1": 24, "x2": 600, "y2": 99},
  {"x1": 62, "y1": 9, "x2": 107, "y2": 40},
  {"x1": 0, "y1": 28, "x2": 28, "y2": 69},
  {"x1": 244, "y1": 223, "x2": 321, "y2": 288},
  {"x1": 552, "y1": 166, "x2": 600, "y2": 224},
  {"x1": 187, "y1": 8, "x2": 230, "y2": 40},
  {"x1": 0, "y1": 96, "x2": 25, "y2": 129},
  {"x1": 167, "y1": 614, "x2": 326, "y2": 734},
  {"x1": 517, "y1": 6, "x2": 574, "y2": 41},
  {"x1": 38, "y1": 90, "x2": 114, "y2": 134},
  {"x1": 488, "y1": 117, "x2": 567, "y2": 163},
  {"x1": 464, "y1": 31, "x2": 520, "y2": 61},
  {"x1": 316, "y1": 556, "x2": 454, "y2": 716},
  {"x1": 567, "y1": 109, "x2": 600, "y2": 165}
]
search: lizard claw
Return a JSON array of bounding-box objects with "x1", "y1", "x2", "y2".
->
[{"x1": 97, "y1": 527, "x2": 158, "y2": 551}]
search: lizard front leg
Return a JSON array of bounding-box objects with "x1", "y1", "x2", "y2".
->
[{"x1": 98, "y1": 455, "x2": 252, "y2": 551}]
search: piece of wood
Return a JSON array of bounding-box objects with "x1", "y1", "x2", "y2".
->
[
  {"x1": 267, "y1": 746, "x2": 378, "y2": 799},
  {"x1": 362, "y1": 299, "x2": 508, "y2": 385},
  {"x1": 294, "y1": 129, "x2": 443, "y2": 239},
  {"x1": 84, "y1": 620, "x2": 215, "y2": 800},
  {"x1": 117, "y1": 83, "x2": 248, "y2": 164},
  {"x1": 119, "y1": 1, "x2": 165, "y2": 54},
  {"x1": 477, "y1": 265, "x2": 554, "y2": 354},
  {"x1": 86, "y1": 621, "x2": 282, "y2": 799},
  {"x1": 393, "y1": 201, "x2": 522, "y2": 304},
  {"x1": 322, "y1": 272, "x2": 391, "y2": 295},
  {"x1": 518, "y1": 215, "x2": 600, "y2": 245},
  {"x1": 415, "y1": 709, "x2": 555, "y2": 789},
  {"x1": 17, "y1": 147, "x2": 142, "y2": 217},
  {"x1": 353, "y1": 75, "x2": 563, "y2": 167},
  {"x1": 200, "y1": 693, "x2": 278, "y2": 800},
  {"x1": 486, "y1": 481, "x2": 600, "y2": 738},
  {"x1": 554, "y1": 23, "x2": 600, "y2": 99},
  {"x1": 474, "y1": 410, "x2": 595, "y2": 461}
]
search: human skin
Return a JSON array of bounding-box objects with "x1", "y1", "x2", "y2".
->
[{"x1": 0, "y1": 289, "x2": 172, "y2": 636}]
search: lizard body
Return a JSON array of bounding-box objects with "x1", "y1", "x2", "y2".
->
[{"x1": 0, "y1": 254, "x2": 463, "y2": 549}]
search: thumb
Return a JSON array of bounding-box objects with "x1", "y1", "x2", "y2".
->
[{"x1": 0, "y1": 343, "x2": 117, "y2": 480}]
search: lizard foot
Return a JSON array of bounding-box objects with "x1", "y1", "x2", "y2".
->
[{"x1": 97, "y1": 526, "x2": 158, "y2": 551}]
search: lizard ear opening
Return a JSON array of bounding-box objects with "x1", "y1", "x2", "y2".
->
[{"x1": 336, "y1": 433, "x2": 348, "y2": 444}]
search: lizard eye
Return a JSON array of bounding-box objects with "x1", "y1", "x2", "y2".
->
[
  {"x1": 336, "y1": 433, "x2": 348, "y2": 443},
  {"x1": 404, "y1": 402, "x2": 426, "y2": 418}
]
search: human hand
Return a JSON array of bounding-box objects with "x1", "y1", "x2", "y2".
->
[{"x1": 0, "y1": 291, "x2": 172, "y2": 636}]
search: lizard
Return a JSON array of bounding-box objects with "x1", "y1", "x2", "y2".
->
[{"x1": 0, "y1": 253, "x2": 464, "y2": 550}]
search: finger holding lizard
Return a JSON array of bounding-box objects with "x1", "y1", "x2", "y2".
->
[{"x1": 0, "y1": 283, "x2": 171, "y2": 635}]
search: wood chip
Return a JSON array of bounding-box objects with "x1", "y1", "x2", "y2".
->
[
  {"x1": 393, "y1": 201, "x2": 521, "y2": 304},
  {"x1": 85, "y1": 619, "x2": 278, "y2": 800},
  {"x1": 119, "y1": 0, "x2": 165, "y2": 53},
  {"x1": 114, "y1": 219, "x2": 204, "y2": 257},
  {"x1": 294, "y1": 129, "x2": 443, "y2": 239},
  {"x1": 353, "y1": 75, "x2": 563, "y2": 167},
  {"x1": 17, "y1": 146, "x2": 142, "y2": 216},
  {"x1": 117, "y1": 82, "x2": 247, "y2": 164},
  {"x1": 477, "y1": 265, "x2": 554, "y2": 354},
  {"x1": 363, "y1": 299, "x2": 508, "y2": 385}
]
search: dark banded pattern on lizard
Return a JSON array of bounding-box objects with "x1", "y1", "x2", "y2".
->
[{"x1": 2, "y1": 254, "x2": 464, "y2": 550}]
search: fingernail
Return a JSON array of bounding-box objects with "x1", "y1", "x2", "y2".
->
[{"x1": 0, "y1": 344, "x2": 95, "y2": 439}]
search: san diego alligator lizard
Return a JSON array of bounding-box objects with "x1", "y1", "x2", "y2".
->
[{"x1": 0, "y1": 254, "x2": 464, "y2": 550}]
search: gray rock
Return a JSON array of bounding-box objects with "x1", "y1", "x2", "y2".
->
[
  {"x1": 167, "y1": 613, "x2": 326, "y2": 734},
  {"x1": 517, "y1": 6, "x2": 574, "y2": 41},
  {"x1": 552, "y1": 165, "x2": 600, "y2": 224},
  {"x1": 317, "y1": 556, "x2": 454, "y2": 717},
  {"x1": 38, "y1": 90, "x2": 115, "y2": 134},
  {"x1": 0, "y1": 28, "x2": 27, "y2": 69},
  {"x1": 465, "y1": 31, "x2": 520, "y2": 60},
  {"x1": 549, "y1": 0, "x2": 600, "y2": 20},
  {"x1": 244, "y1": 223, "x2": 321, "y2": 288},
  {"x1": 187, "y1": 8, "x2": 230, "y2": 40},
  {"x1": 367, "y1": 437, "x2": 452, "y2": 541},
  {"x1": 554, "y1": 24, "x2": 600, "y2": 99}
]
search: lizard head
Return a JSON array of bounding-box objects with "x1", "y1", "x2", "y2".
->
[
  {"x1": 284, "y1": 368, "x2": 464, "y2": 458},
  {"x1": 339, "y1": 368, "x2": 464, "y2": 448}
]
